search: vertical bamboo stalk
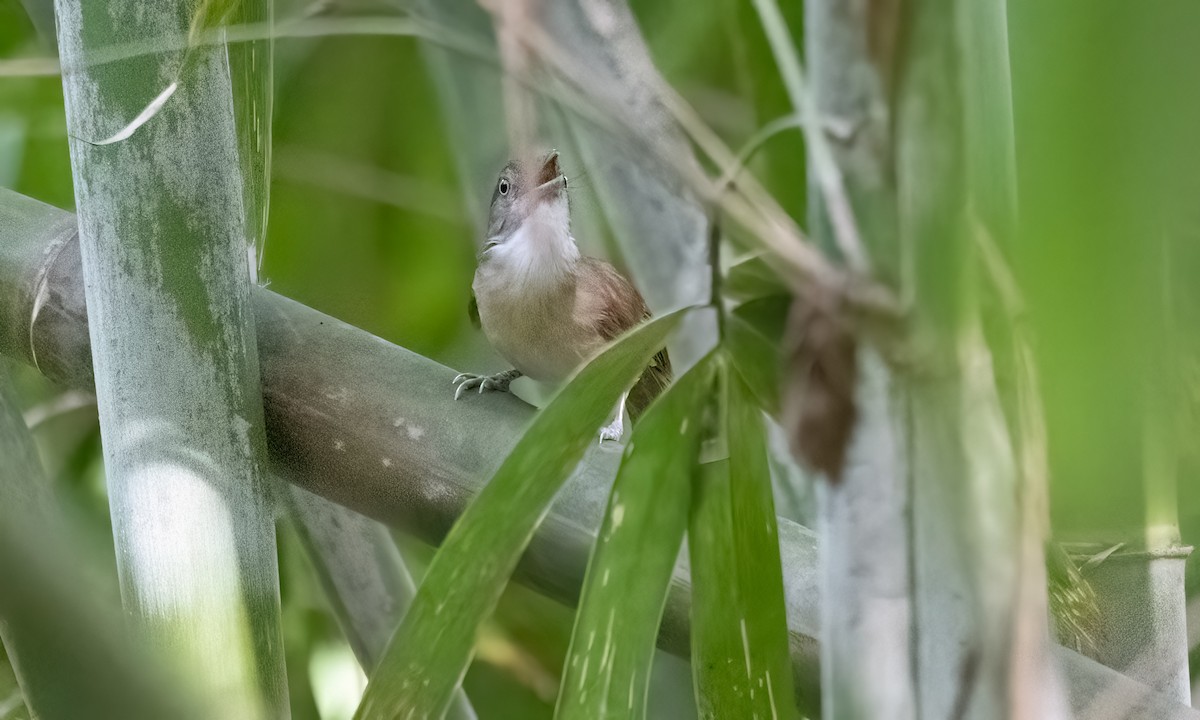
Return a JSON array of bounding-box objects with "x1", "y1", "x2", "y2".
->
[
  {"x1": 959, "y1": 1, "x2": 1070, "y2": 715},
  {"x1": 51, "y1": 3, "x2": 288, "y2": 717},
  {"x1": 803, "y1": 2, "x2": 913, "y2": 718},
  {"x1": 896, "y1": 0, "x2": 1024, "y2": 717},
  {"x1": 894, "y1": 0, "x2": 983, "y2": 715}
]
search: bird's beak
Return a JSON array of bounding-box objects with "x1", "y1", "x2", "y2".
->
[{"x1": 533, "y1": 150, "x2": 566, "y2": 200}]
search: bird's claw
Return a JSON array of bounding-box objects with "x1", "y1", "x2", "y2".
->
[
  {"x1": 452, "y1": 371, "x2": 516, "y2": 401},
  {"x1": 598, "y1": 418, "x2": 624, "y2": 445}
]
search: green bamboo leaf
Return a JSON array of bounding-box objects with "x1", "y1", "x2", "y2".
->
[
  {"x1": 731, "y1": 295, "x2": 790, "y2": 345},
  {"x1": 225, "y1": 0, "x2": 272, "y2": 279},
  {"x1": 354, "y1": 309, "x2": 687, "y2": 720},
  {"x1": 724, "y1": 253, "x2": 790, "y2": 303},
  {"x1": 555, "y1": 354, "x2": 715, "y2": 720},
  {"x1": 689, "y1": 358, "x2": 798, "y2": 719},
  {"x1": 725, "y1": 313, "x2": 781, "y2": 417}
]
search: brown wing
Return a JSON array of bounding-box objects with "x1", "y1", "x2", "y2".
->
[
  {"x1": 628, "y1": 347, "x2": 672, "y2": 420},
  {"x1": 577, "y1": 257, "x2": 672, "y2": 420}
]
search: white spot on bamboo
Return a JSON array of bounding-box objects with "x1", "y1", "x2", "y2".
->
[
  {"x1": 324, "y1": 387, "x2": 350, "y2": 402},
  {"x1": 611, "y1": 504, "x2": 625, "y2": 529},
  {"x1": 680, "y1": 418, "x2": 689, "y2": 434},
  {"x1": 406, "y1": 425, "x2": 425, "y2": 440},
  {"x1": 333, "y1": 439, "x2": 345, "y2": 451},
  {"x1": 381, "y1": 457, "x2": 392, "y2": 468}
]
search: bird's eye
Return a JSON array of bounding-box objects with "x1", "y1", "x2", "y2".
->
[{"x1": 498, "y1": 178, "x2": 510, "y2": 196}]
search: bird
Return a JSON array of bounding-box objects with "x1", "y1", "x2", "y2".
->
[{"x1": 453, "y1": 150, "x2": 671, "y2": 442}]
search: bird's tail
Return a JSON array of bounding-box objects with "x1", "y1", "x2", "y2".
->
[{"x1": 627, "y1": 347, "x2": 672, "y2": 421}]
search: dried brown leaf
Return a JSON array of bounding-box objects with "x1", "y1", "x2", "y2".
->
[{"x1": 782, "y1": 293, "x2": 858, "y2": 482}]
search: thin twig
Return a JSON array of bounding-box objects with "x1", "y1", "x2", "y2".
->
[
  {"x1": 4, "y1": 7, "x2": 903, "y2": 325},
  {"x1": 518, "y1": 20, "x2": 898, "y2": 323},
  {"x1": 750, "y1": 0, "x2": 871, "y2": 273},
  {"x1": 477, "y1": 0, "x2": 539, "y2": 161},
  {"x1": 708, "y1": 211, "x2": 724, "y2": 339},
  {"x1": 715, "y1": 113, "x2": 803, "y2": 193},
  {"x1": 273, "y1": 146, "x2": 463, "y2": 223}
]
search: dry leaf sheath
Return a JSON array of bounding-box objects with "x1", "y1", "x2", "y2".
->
[{"x1": 783, "y1": 293, "x2": 858, "y2": 481}]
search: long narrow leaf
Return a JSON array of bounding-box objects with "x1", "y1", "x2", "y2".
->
[
  {"x1": 690, "y1": 358, "x2": 798, "y2": 719},
  {"x1": 555, "y1": 354, "x2": 715, "y2": 720},
  {"x1": 226, "y1": 0, "x2": 272, "y2": 279},
  {"x1": 354, "y1": 310, "x2": 686, "y2": 720}
]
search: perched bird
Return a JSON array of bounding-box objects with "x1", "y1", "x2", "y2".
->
[{"x1": 453, "y1": 150, "x2": 671, "y2": 442}]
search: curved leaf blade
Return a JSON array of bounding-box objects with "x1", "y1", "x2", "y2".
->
[
  {"x1": 354, "y1": 309, "x2": 686, "y2": 720},
  {"x1": 689, "y1": 358, "x2": 799, "y2": 719},
  {"x1": 555, "y1": 354, "x2": 715, "y2": 720}
]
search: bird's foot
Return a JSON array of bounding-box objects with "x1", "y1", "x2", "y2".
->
[
  {"x1": 598, "y1": 416, "x2": 624, "y2": 445},
  {"x1": 453, "y1": 369, "x2": 521, "y2": 400}
]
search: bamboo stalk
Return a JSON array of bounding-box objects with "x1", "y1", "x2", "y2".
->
[
  {"x1": 959, "y1": 1, "x2": 1069, "y2": 716},
  {"x1": 50, "y1": 2, "x2": 287, "y2": 716},
  {"x1": 2, "y1": 188, "x2": 1198, "y2": 719},
  {"x1": 801, "y1": 2, "x2": 913, "y2": 717},
  {"x1": 892, "y1": 0, "x2": 1017, "y2": 713}
]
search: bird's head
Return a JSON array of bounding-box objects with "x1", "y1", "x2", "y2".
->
[{"x1": 484, "y1": 150, "x2": 570, "y2": 250}]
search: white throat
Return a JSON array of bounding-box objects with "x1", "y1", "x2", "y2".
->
[{"x1": 483, "y1": 199, "x2": 579, "y2": 288}]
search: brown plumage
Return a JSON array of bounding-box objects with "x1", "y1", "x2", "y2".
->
[{"x1": 576, "y1": 258, "x2": 672, "y2": 419}]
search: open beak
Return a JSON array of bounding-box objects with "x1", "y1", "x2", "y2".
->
[{"x1": 533, "y1": 150, "x2": 566, "y2": 198}]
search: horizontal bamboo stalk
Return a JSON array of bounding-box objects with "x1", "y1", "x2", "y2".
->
[{"x1": 0, "y1": 187, "x2": 1194, "y2": 720}]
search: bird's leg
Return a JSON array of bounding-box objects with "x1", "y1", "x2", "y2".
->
[
  {"x1": 599, "y1": 391, "x2": 628, "y2": 444},
  {"x1": 453, "y1": 368, "x2": 522, "y2": 400}
]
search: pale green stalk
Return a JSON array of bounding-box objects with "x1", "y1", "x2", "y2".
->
[
  {"x1": 51, "y1": 1, "x2": 287, "y2": 716},
  {"x1": 801, "y1": 2, "x2": 912, "y2": 717}
]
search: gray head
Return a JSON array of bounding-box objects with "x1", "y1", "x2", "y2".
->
[{"x1": 484, "y1": 150, "x2": 569, "y2": 248}]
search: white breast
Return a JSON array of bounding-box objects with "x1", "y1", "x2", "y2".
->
[{"x1": 472, "y1": 213, "x2": 590, "y2": 382}]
